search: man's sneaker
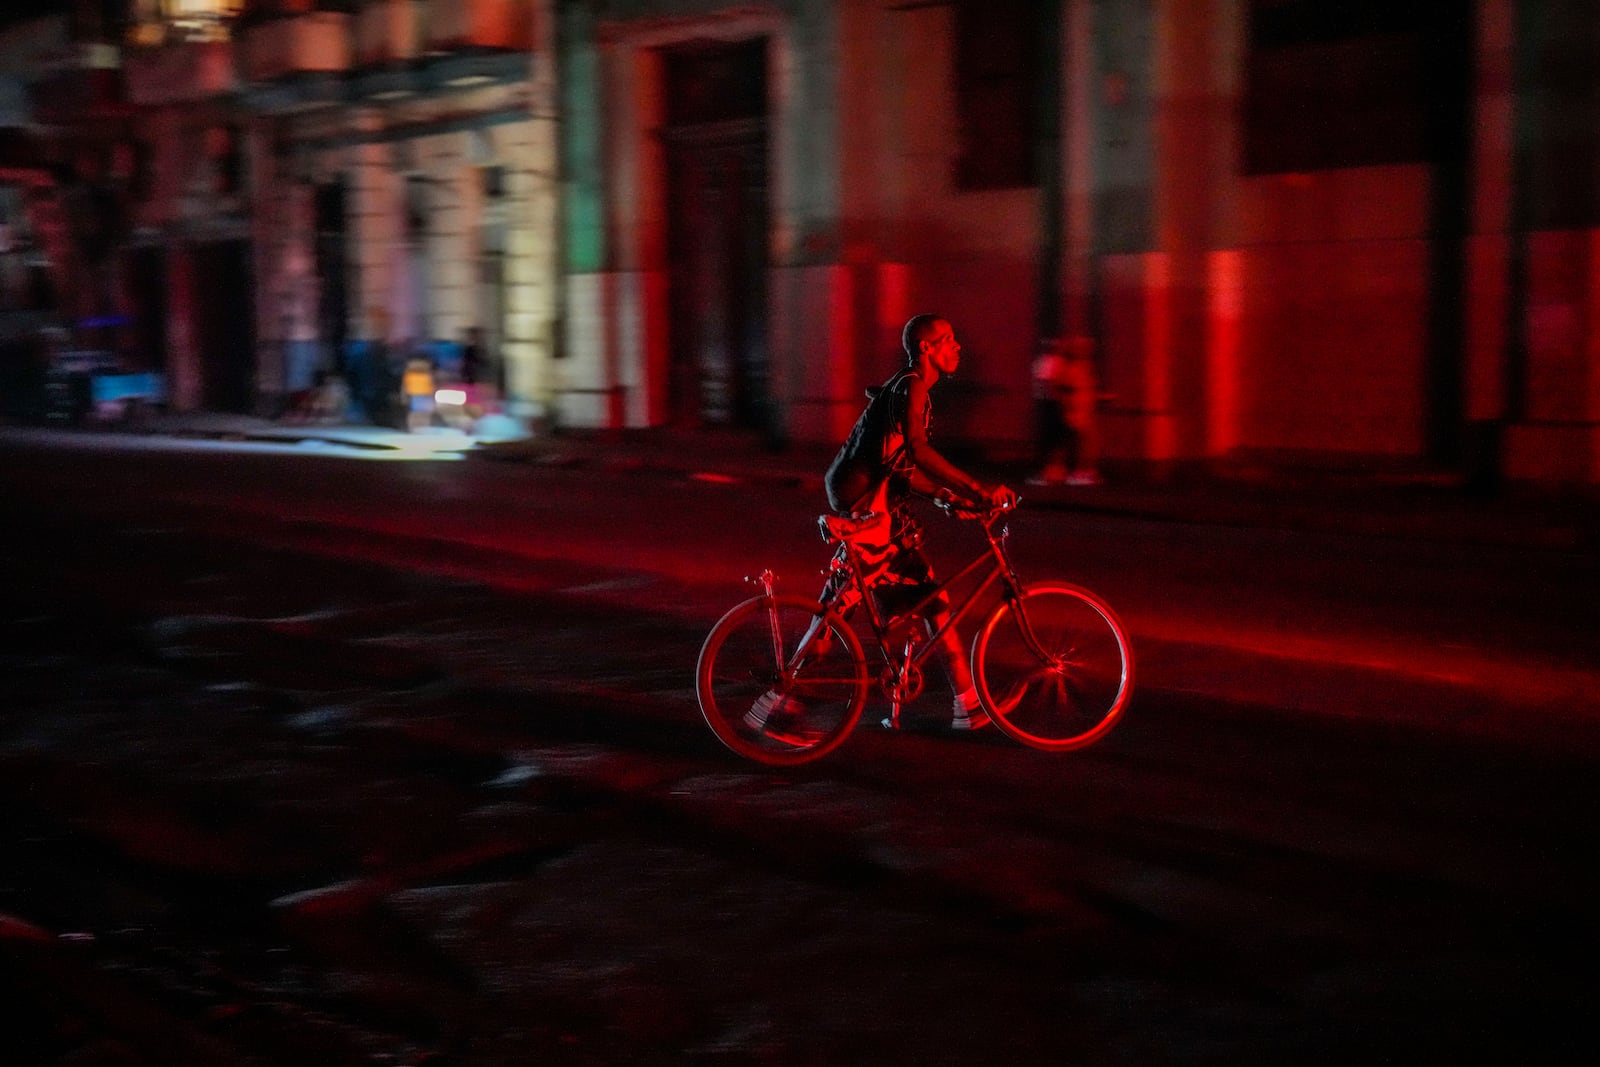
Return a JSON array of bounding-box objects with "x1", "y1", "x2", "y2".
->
[
  {"x1": 951, "y1": 690, "x2": 991, "y2": 731},
  {"x1": 742, "y1": 689, "x2": 789, "y2": 731},
  {"x1": 744, "y1": 690, "x2": 823, "y2": 746}
]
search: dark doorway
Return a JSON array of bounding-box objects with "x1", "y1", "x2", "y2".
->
[
  {"x1": 478, "y1": 164, "x2": 507, "y2": 391},
  {"x1": 193, "y1": 239, "x2": 256, "y2": 413},
  {"x1": 314, "y1": 180, "x2": 349, "y2": 374},
  {"x1": 125, "y1": 244, "x2": 167, "y2": 372},
  {"x1": 662, "y1": 38, "x2": 770, "y2": 429}
]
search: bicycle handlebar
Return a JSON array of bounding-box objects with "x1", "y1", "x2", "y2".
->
[{"x1": 932, "y1": 490, "x2": 1017, "y2": 522}]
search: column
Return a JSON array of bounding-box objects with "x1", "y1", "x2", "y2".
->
[{"x1": 166, "y1": 242, "x2": 201, "y2": 411}]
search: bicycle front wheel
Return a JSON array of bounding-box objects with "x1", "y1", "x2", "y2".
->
[
  {"x1": 696, "y1": 594, "x2": 868, "y2": 765},
  {"x1": 971, "y1": 582, "x2": 1134, "y2": 752}
]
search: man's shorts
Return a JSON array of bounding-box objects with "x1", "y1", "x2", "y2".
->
[{"x1": 828, "y1": 507, "x2": 948, "y2": 621}]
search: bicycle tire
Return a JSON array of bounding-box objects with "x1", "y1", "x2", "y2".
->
[
  {"x1": 696, "y1": 594, "x2": 868, "y2": 765},
  {"x1": 971, "y1": 582, "x2": 1134, "y2": 752}
]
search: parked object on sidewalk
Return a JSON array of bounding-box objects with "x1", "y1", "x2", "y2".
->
[
  {"x1": 90, "y1": 370, "x2": 164, "y2": 423},
  {"x1": 402, "y1": 354, "x2": 436, "y2": 432},
  {"x1": 311, "y1": 371, "x2": 350, "y2": 423},
  {"x1": 43, "y1": 341, "x2": 164, "y2": 425}
]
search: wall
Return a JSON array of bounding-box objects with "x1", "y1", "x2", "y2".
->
[
  {"x1": 1232, "y1": 166, "x2": 1431, "y2": 457},
  {"x1": 840, "y1": 0, "x2": 1041, "y2": 450}
]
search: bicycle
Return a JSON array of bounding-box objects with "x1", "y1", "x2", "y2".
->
[{"x1": 695, "y1": 496, "x2": 1134, "y2": 765}]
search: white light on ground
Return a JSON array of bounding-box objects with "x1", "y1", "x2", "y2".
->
[{"x1": 0, "y1": 427, "x2": 472, "y2": 462}]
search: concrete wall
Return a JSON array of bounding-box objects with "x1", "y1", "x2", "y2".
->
[
  {"x1": 1232, "y1": 167, "x2": 1431, "y2": 457},
  {"x1": 569, "y1": 0, "x2": 1047, "y2": 445},
  {"x1": 848, "y1": 0, "x2": 1042, "y2": 449}
]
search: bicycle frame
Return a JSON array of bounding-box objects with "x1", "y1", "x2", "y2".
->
[
  {"x1": 702, "y1": 500, "x2": 1133, "y2": 761},
  {"x1": 828, "y1": 509, "x2": 1029, "y2": 694}
]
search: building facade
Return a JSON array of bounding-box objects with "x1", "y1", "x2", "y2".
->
[
  {"x1": 234, "y1": 0, "x2": 558, "y2": 419},
  {"x1": 558, "y1": 0, "x2": 1600, "y2": 484},
  {"x1": 9, "y1": 0, "x2": 1600, "y2": 485},
  {"x1": 107, "y1": 0, "x2": 561, "y2": 419}
]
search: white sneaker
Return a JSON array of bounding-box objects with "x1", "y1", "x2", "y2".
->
[
  {"x1": 743, "y1": 689, "x2": 789, "y2": 731},
  {"x1": 745, "y1": 690, "x2": 823, "y2": 746},
  {"x1": 950, "y1": 690, "x2": 991, "y2": 731}
]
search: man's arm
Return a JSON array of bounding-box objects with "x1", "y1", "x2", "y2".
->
[{"x1": 902, "y1": 372, "x2": 990, "y2": 504}]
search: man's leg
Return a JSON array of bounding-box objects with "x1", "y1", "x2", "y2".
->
[
  {"x1": 745, "y1": 573, "x2": 845, "y2": 733},
  {"x1": 924, "y1": 609, "x2": 973, "y2": 693},
  {"x1": 922, "y1": 605, "x2": 988, "y2": 730}
]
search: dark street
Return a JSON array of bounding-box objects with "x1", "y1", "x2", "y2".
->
[{"x1": 2, "y1": 431, "x2": 1598, "y2": 1065}]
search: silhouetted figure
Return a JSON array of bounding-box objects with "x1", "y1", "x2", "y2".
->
[
  {"x1": 800, "y1": 314, "x2": 1016, "y2": 732},
  {"x1": 461, "y1": 327, "x2": 484, "y2": 386},
  {"x1": 1029, "y1": 335, "x2": 1100, "y2": 487}
]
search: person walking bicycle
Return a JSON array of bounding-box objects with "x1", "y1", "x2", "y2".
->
[
  {"x1": 697, "y1": 495, "x2": 1134, "y2": 765},
  {"x1": 745, "y1": 314, "x2": 1016, "y2": 741}
]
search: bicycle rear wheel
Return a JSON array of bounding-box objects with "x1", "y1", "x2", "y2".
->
[
  {"x1": 971, "y1": 582, "x2": 1133, "y2": 751},
  {"x1": 697, "y1": 594, "x2": 868, "y2": 765}
]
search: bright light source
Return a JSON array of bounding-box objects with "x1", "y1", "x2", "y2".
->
[{"x1": 435, "y1": 389, "x2": 467, "y2": 406}]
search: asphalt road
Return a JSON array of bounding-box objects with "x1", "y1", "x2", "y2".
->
[{"x1": 1, "y1": 435, "x2": 1596, "y2": 1065}]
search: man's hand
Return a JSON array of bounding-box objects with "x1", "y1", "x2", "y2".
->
[{"x1": 986, "y1": 484, "x2": 1019, "y2": 511}]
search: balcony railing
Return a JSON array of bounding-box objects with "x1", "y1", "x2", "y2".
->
[
  {"x1": 351, "y1": 0, "x2": 535, "y2": 67},
  {"x1": 238, "y1": 10, "x2": 351, "y2": 82},
  {"x1": 352, "y1": 0, "x2": 420, "y2": 67},
  {"x1": 426, "y1": 0, "x2": 533, "y2": 53}
]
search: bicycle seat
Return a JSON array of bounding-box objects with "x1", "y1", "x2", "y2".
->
[{"x1": 818, "y1": 512, "x2": 886, "y2": 545}]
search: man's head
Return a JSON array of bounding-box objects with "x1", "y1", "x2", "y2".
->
[{"x1": 902, "y1": 314, "x2": 961, "y2": 376}]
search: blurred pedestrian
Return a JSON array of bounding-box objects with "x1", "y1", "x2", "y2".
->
[
  {"x1": 1029, "y1": 338, "x2": 1070, "y2": 486},
  {"x1": 1029, "y1": 335, "x2": 1100, "y2": 487},
  {"x1": 311, "y1": 369, "x2": 349, "y2": 423},
  {"x1": 461, "y1": 326, "x2": 483, "y2": 386}
]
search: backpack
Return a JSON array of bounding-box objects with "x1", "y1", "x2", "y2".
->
[{"x1": 825, "y1": 369, "x2": 916, "y2": 513}]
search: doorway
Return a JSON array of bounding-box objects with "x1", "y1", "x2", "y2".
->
[
  {"x1": 192, "y1": 239, "x2": 256, "y2": 413},
  {"x1": 661, "y1": 38, "x2": 770, "y2": 429},
  {"x1": 314, "y1": 179, "x2": 348, "y2": 374},
  {"x1": 478, "y1": 164, "x2": 508, "y2": 392},
  {"x1": 125, "y1": 244, "x2": 167, "y2": 372}
]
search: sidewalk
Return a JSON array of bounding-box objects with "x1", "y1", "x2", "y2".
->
[
  {"x1": 12, "y1": 411, "x2": 1597, "y2": 554},
  {"x1": 477, "y1": 424, "x2": 1600, "y2": 554}
]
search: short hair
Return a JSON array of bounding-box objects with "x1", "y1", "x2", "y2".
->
[{"x1": 902, "y1": 314, "x2": 944, "y2": 360}]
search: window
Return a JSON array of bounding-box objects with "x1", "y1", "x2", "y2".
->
[
  {"x1": 405, "y1": 175, "x2": 428, "y2": 242},
  {"x1": 1243, "y1": 0, "x2": 1456, "y2": 174},
  {"x1": 953, "y1": 0, "x2": 1037, "y2": 190},
  {"x1": 662, "y1": 38, "x2": 767, "y2": 127},
  {"x1": 1522, "y1": 2, "x2": 1600, "y2": 229},
  {"x1": 481, "y1": 164, "x2": 505, "y2": 200},
  {"x1": 208, "y1": 125, "x2": 244, "y2": 196}
]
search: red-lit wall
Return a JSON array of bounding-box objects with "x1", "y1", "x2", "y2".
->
[{"x1": 1233, "y1": 166, "x2": 1430, "y2": 457}]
